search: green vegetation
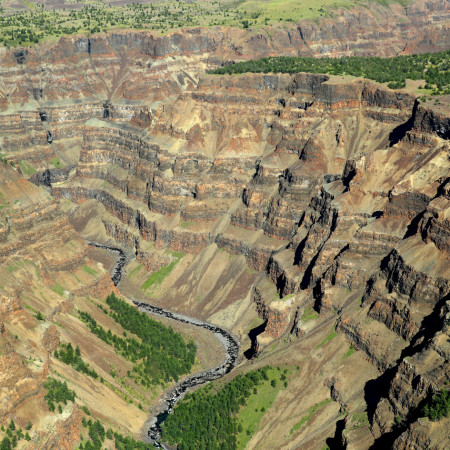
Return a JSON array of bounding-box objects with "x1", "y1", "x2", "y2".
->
[
  {"x1": 128, "y1": 264, "x2": 142, "y2": 278},
  {"x1": 281, "y1": 293, "x2": 295, "y2": 302},
  {"x1": 35, "y1": 311, "x2": 45, "y2": 321},
  {"x1": 179, "y1": 218, "x2": 193, "y2": 228},
  {"x1": 422, "y1": 388, "x2": 450, "y2": 421},
  {"x1": 81, "y1": 419, "x2": 105, "y2": 450},
  {"x1": 141, "y1": 253, "x2": 183, "y2": 291},
  {"x1": 0, "y1": 0, "x2": 416, "y2": 47},
  {"x1": 79, "y1": 416, "x2": 152, "y2": 450},
  {"x1": 301, "y1": 307, "x2": 319, "y2": 322},
  {"x1": 290, "y1": 398, "x2": 332, "y2": 434},
  {"x1": 343, "y1": 345, "x2": 356, "y2": 359},
  {"x1": 236, "y1": 367, "x2": 290, "y2": 449},
  {"x1": 162, "y1": 367, "x2": 278, "y2": 449},
  {"x1": 51, "y1": 283, "x2": 65, "y2": 296},
  {"x1": 211, "y1": 51, "x2": 450, "y2": 95},
  {"x1": 350, "y1": 411, "x2": 369, "y2": 429},
  {"x1": 44, "y1": 377, "x2": 76, "y2": 412},
  {"x1": 113, "y1": 431, "x2": 153, "y2": 450},
  {"x1": 7, "y1": 261, "x2": 24, "y2": 273},
  {"x1": 0, "y1": 153, "x2": 14, "y2": 168},
  {"x1": 316, "y1": 330, "x2": 337, "y2": 349},
  {"x1": 0, "y1": 420, "x2": 31, "y2": 449},
  {"x1": 18, "y1": 160, "x2": 36, "y2": 176},
  {"x1": 79, "y1": 293, "x2": 196, "y2": 385},
  {"x1": 49, "y1": 157, "x2": 63, "y2": 168},
  {"x1": 82, "y1": 265, "x2": 98, "y2": 276},
  {"x1": 54, "y1": 342, "x2": 99, "y2": 379}
]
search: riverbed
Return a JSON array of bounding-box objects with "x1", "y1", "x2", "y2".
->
[{"x1": 88, "y1": 242, "x2": 240, "y2": 445}]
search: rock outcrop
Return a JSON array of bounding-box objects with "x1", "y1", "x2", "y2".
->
[{"x1": 0, "y1": 2, "x2": 449, "y2": 447}]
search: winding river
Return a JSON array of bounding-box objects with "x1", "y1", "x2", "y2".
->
[{"x1": 88, "y1": 242, "x2": 240, "y2": 446}]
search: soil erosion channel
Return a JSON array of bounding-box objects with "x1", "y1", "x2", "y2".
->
[{"x1": 88, "y1": 242, "x2": 240, "y2": 445}]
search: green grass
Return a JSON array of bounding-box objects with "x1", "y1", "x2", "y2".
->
[
  {"x1": 53, "y1": 321, "x2": 68, "y2": 331},
  {"x1": 7, "y1": 261, "x2": 24, "y2": 272},
  {"x1": 249, "y1": 317, "x2": 265, "y2": 329},
  {"x1": 315, "y1": 330, "x2": 337, "y2": 349},
  {"x1": 128, "y1": 264, "x2": 143, "y2": 278},
  {"x1": 290, "y1": 398, "x2": 332, "y2": 435},
  {"x1": 18, "y1": 160, "x2": 37, "y2": 176},
  {"x1": 0, "y1": 0, "x2": 415, "y2": 49},
  {"x1": 236, "y1": 367, "x2": 287, "y2": 449},
  {"x1": 179, "y1": 218, "x2": 192, "y2": 229},
  {"x1": 141, "y1": 260, "x2": 179, "y2": 291},
  {"x1": 51, "y1": 284, "x2": 65, "y2": 296},
  {"x1": 82, "y1": 265, "x2": 98, "y2": 276},
  {"x1": 167, "y1": 250, "x2": 185, "y2": 259},
  {"x1": 302, "y1": 307, "x2": 319, "y2": 322},
  {"x1": 49, "y1": 157, "x2": 63, "y2": 168},
  {"x1": 25, "y1": 304, "x2": 39, "y2": 314},
  {"x1": 343, "y1": 345, "x2": 356, "y2": 359},
  {"x1": 238, "y1": 0, "x2": 357, "y2": 23},
  {"x1": 141, "y1": 251, "x2": 184, "y2": 291},
  {"x1": 350, "y1": 412, "x2": 369, "y2": 429}
]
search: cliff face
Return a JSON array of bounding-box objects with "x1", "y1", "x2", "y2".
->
[
  {"x1": 0, "y1": 1, "x2": 449, "y2": 447},
  {"x1": 0, "y1": 163, "x2": 202, "y2": 446},
  {"x1": 44, "y1": 71, "x2": 447, "y2": 447}
]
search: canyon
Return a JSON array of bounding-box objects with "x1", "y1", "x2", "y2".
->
[{"x1": 0, "y1": 0, "x2": 449, "y2": 448}]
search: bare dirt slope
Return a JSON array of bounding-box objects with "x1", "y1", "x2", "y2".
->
[{"x1": 0, "y1": 2, "x2": 448, "y2": 447}]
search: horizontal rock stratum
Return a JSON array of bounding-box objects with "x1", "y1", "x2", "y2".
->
[{"x1": 0, "y1": 1, "x2": 449, "y2": 448}]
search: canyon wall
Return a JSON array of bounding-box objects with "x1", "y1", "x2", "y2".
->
[{"x1": 0, "y1": 0, "x2": 448, "y2": 447}]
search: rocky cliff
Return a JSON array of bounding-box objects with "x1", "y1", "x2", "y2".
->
[{"x1": 0, "y1": 0, "x2": 449, "y2": 447}]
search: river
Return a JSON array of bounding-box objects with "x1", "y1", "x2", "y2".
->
[{"x1": 87, "y1": 242, "x2": 240, "y2": 446}]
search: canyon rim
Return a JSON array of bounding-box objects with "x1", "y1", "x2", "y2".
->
[{"x1": 0, "y1": 0, "x2": 449, "y2": 448}]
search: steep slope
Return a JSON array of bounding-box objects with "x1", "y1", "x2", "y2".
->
[
  {"x1": 0, "y1": 1, "x2": 448, "y2": 447},
  {"x1": 41, "y1": 73, "x2": 450, "y2": 447},
  {"x1": 0, "y1": 163, "x2": 224, "y2": 448}
]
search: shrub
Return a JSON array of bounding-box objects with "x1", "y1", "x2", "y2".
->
[{"x1": 422, "y1": 388, "x2": 450, "y2": 421}]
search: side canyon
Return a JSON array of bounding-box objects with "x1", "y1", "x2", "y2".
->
[{"x1": 0, "y1": 0, "x2": 449, "y2": 448}]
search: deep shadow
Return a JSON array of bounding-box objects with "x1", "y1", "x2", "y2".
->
[
  {"x1": 400, "y1": 293, "x2": 449, "y2": 360},
  {"x1": 364, "y1": 367, "x2": 397, "y2": 422},
  {"x1": 244, "y1": 320, "x2": 267, "y2": 359},
  {"x1": 371, "y1": 211, "x2": 383, "y2": 219},
  {"x1": 293, "y1": 235, "x2": 307, "y2": 266},
  {"x1": 103, "y1": 100, "x2": 111, "y2": 119},
  {"x1": 342, "y1": 160, "x2": 356, "y2": 190},
  {"x1": 363, "y1": 290, "x2": 446, "y2": 422},
  {"x1": 275, "y1": 274, "x2": 287, "y2": 297},
  {"x1": 403, "y1": 210, "x2": 425, "y2": 239},
  {"x1": 369, "y1": 395, "x2": 432, "y2": 449},
  {"x1": 364, "y1": 294, "x2": 449, "y2": 447},
  {"x1": 368, "y1": 426, "x2": 406, "y2": 449},
  {"x1": 388, "y1": 100, "x2": 418, "y2": 146},
  {"x1": 325, "y1": 419, "x2": 346, "y2": 450}
]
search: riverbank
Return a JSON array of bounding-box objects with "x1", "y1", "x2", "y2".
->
[{"x1": 87, "y1": 242, "x2": 241, "y2": 446}]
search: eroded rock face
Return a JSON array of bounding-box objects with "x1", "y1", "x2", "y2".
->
[
  {"x1": 0, "y1": 164, "x2": 125, "y2": 444},
  {"x1": 0, "y1": 4, "x2": 449, "y2": 447}
]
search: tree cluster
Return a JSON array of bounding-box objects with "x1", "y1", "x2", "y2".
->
[
  {"x1": 211, "y1": 51, "x2": 450, "y2": 95},
  {"x1": 0, "y1": 420, "x2": 31, "y2": 450},
  {"x1": 79, "y1": 417, "x2": 153, "y2": 450},
  {"x1": 162, "y1": 367, "x2": 270, "y2": 449},
  {"x1": 422, "y1": 388, "x2": 450, "y2": 421},
  {"x1": 79, "y1": 293, "x2": 196, "y2": 386},
  {"x1": 43, "y1": 377, "x2": 76, "y2": 412},
  {"x1": 54, "y1": 342, "x2": 99, "y2": 379}
]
